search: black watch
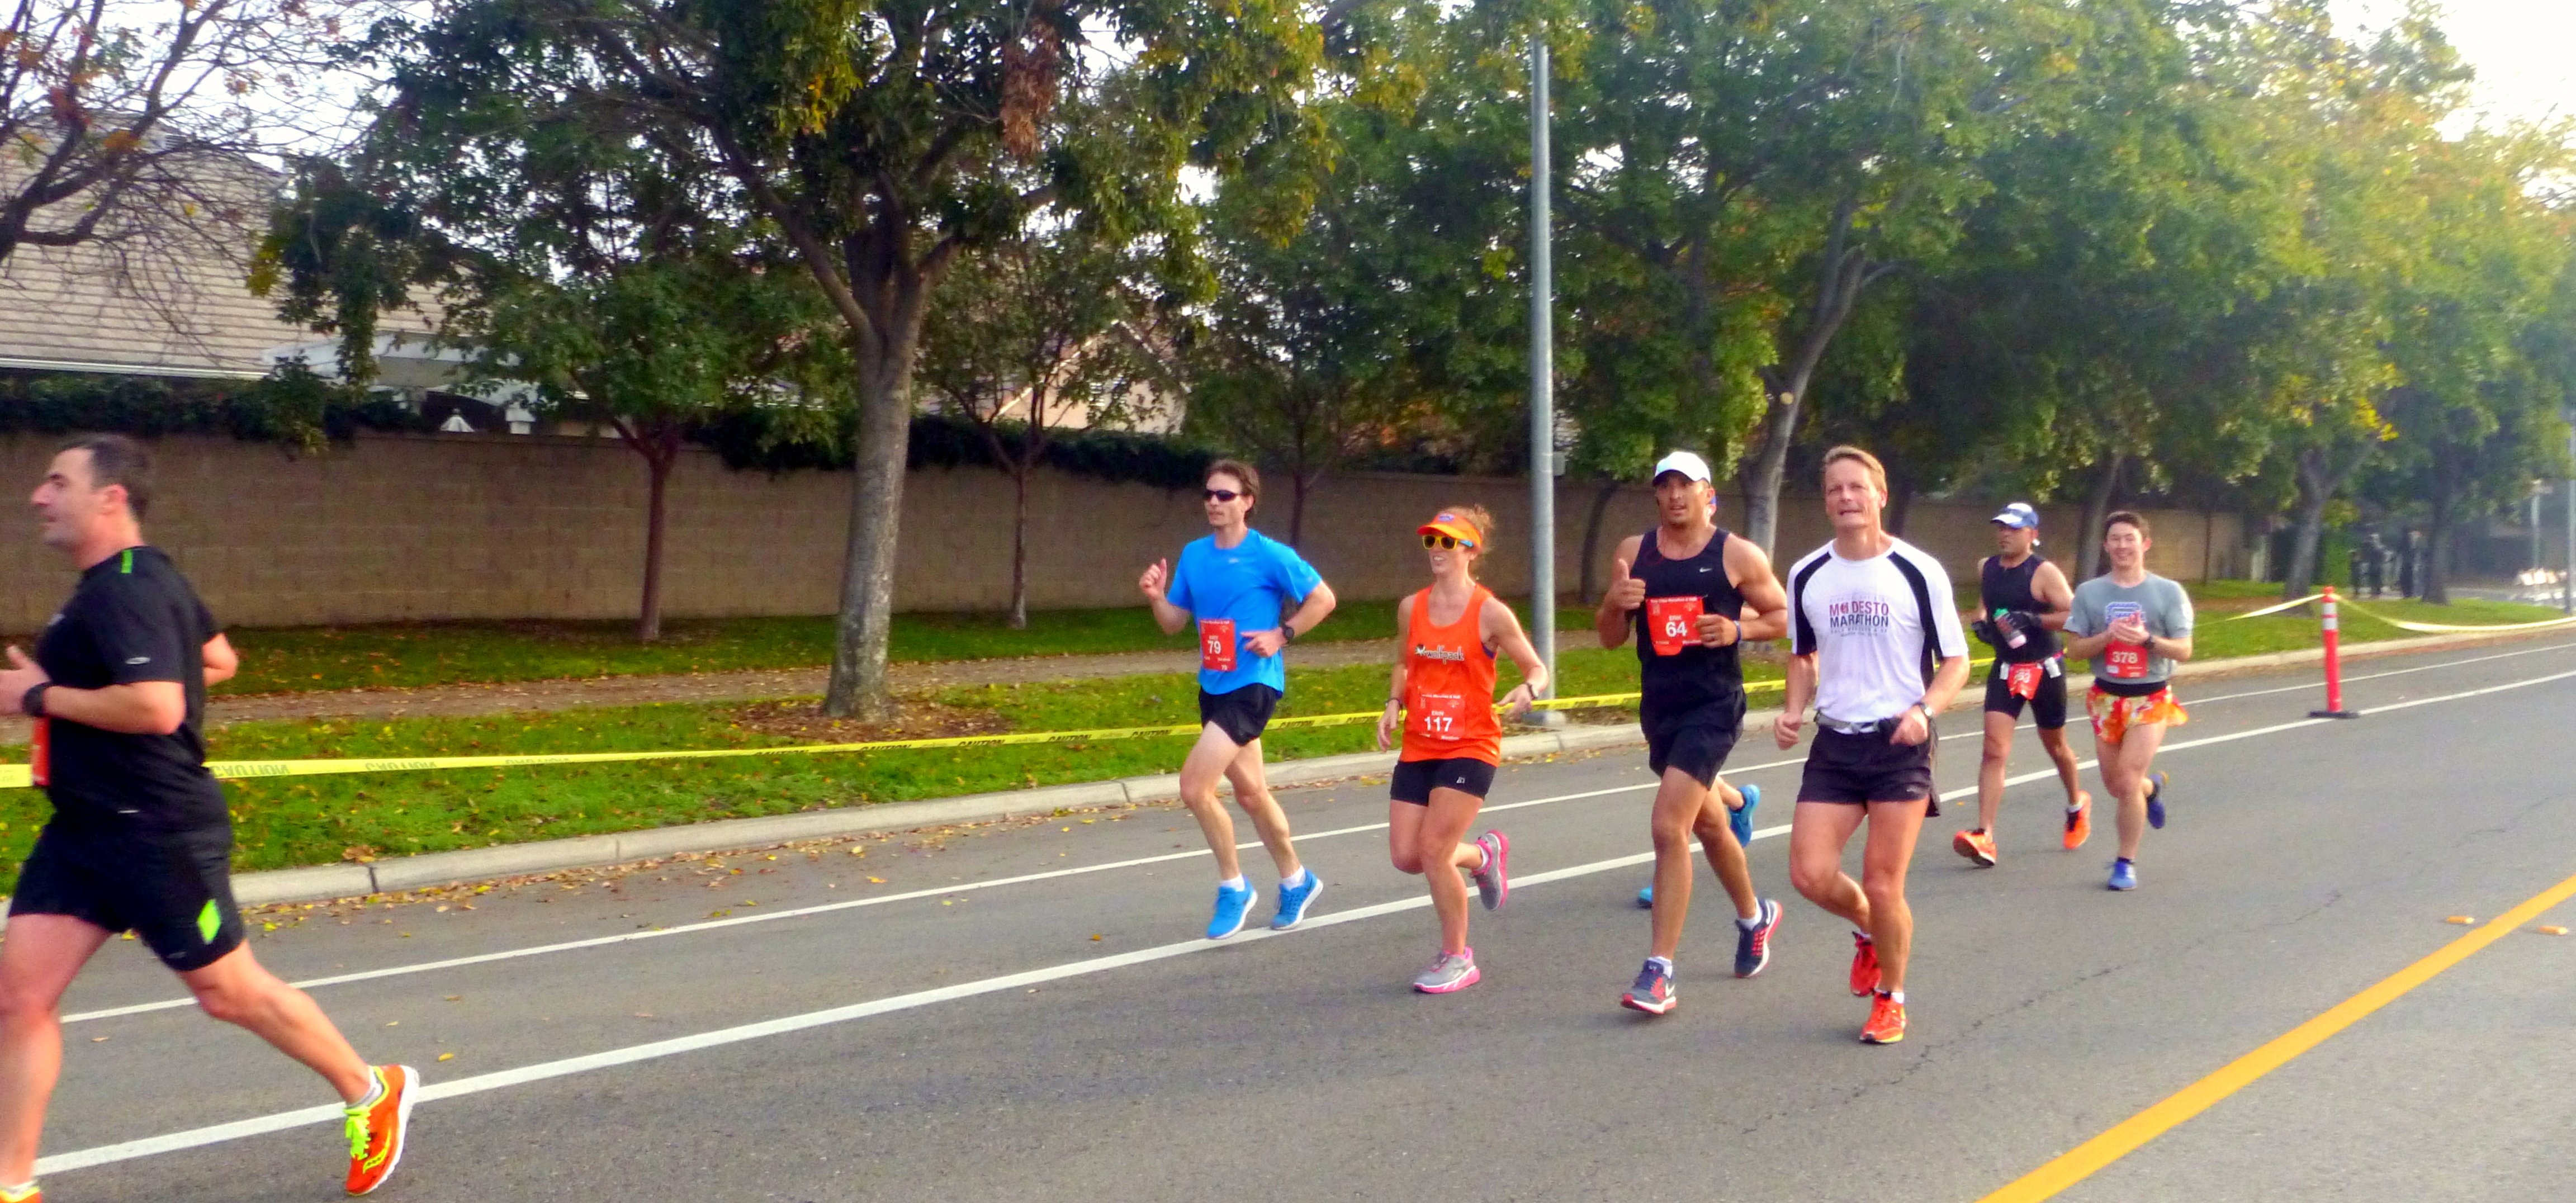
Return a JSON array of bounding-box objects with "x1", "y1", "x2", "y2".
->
[{"x1": 22, "y1": 681, "x2": 50, "y2": 718}]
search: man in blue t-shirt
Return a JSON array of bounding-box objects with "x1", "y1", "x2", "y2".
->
[{"x1": 1140, "y1": 458, "x2": 1338, "y2": 939}]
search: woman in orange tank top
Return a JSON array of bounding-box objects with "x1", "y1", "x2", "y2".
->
[{"x1": 1375, "y1": 505, "x2": 1550, "y2": 993}]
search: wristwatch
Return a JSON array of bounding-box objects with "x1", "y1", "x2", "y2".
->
[{"x1": 21, "y1": 681, "x2": 50, "y2": 718}]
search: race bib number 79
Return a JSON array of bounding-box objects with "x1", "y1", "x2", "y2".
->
[{"x1": 1199, "y1": 619, "x2": 1237, "y2": 672}]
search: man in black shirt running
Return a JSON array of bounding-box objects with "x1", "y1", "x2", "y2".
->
[{"x1": 0, "y1": 436, "x2": 416, "y2": 1201}]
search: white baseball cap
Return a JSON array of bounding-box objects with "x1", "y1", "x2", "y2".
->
[{"x1": 1651, "y1": 450, "x2": 1713, "y2": 484}]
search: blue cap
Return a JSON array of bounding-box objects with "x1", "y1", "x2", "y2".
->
[{"x1": 1991, "y1": 502, "x2": 2039, "y2": 530}]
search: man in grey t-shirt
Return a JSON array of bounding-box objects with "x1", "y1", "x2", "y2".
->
[{"x1": 2060, "y1": 511, "x2": 2196, "y2": 892}]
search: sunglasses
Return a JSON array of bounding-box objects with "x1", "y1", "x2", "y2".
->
[
  {"x1": 1421, "y1": 533, "x2": 1475, "y2": 550},
  {"x1": 1204, "y1": 489, "x2": 1243, "y2": 502}
]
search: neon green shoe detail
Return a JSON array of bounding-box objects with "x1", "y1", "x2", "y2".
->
[{"x1": 196, "y1": 899, "x2": 220, "y2": 944}]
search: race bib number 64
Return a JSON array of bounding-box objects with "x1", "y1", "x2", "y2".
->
[{"x1": 1645, "y1": 596, "x2": 1704, "y2": 657}]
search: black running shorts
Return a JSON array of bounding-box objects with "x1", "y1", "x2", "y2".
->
[
  {"x1": 1642, "y1": 697, "x2": 1743, "y2": 788},
  {"x1": 1198, "y1": 684, "x2": 1281, "y2": 747},
  {"x1": 1798, "y1": 725, "x2": 1940, "y2": 813},
  {"x1": 1391, "y1": 756, "x2": 1498, "y2": 805},
  {"x1": 1983, "y1": 667, "x2": 2068, "y2": 731},
  {"x1": 11, "y1": 821, "x2": 245, "y2": 972}
]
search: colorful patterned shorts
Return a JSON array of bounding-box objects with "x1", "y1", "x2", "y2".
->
[{"x1": 2085, "y1": 685, "x2": 2188, "y2": 743}]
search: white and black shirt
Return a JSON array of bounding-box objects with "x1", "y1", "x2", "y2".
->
[{"x1": 1788, "y1": 538, "x2": 1971, "y2": 724}]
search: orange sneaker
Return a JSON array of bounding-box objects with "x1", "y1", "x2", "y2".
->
[
  {"x1": 1860, "y1": 992, "x2": 1906, "y2": 1044},
  {"x1": 1848, "y1": 931, "x2": 1881, "y2": 997},
  {"x1": 1952, "y1": 828, "x2": 1997, "y2": 868},
  {"x1": 0, "y1": 1182, "x2": 39, "y2": 1202},
  {"x1": 2063, "y1": 792, "x2": 2092, "y2": 850},
  {"x1": 344, "y1": 1064, "x2": 418, "y2": 1196}
]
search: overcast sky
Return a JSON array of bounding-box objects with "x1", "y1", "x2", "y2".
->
[{"x1": 2330, "y1": 0, "x2": 2574, "y2": 127}]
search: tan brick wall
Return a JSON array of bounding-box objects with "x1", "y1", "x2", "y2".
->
[{"x1": 0, "y1": 432, "x2": 2244, "y2": 631}]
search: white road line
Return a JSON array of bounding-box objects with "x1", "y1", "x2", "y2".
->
[
  {"x1": 39, "y1": 660, "x2": 2576, "y2": 1178},
  {"x1": 61, "y1": 640, "x2": 2568, "y2": 1025}
]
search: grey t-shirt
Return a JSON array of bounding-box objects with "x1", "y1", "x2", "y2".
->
[{"x1": 2067, "y1": 572, "x2": 2194, "y2": 684}]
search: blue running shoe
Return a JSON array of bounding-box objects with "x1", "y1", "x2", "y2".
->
[
  {"x1": 1636, "y1": 885, "x2": 1655, "y2": 908},
  {"x1": 1207, "y1": 880, "x2": 1257, "y2": 940},
  {"x1": 2146, "y1": 772, "x2": 2168, "y2": 830},
  {"x1": 1734, "y1": 898, "x2": 1782, "y2": 978},
  {"x1": 1731, "y1": 783, "x2": 1761, "y2": 850},
  {"x1": 2108, "y1": 859, "x2": 2138, "y2": 892},
  {"x1": 1271, "y1": 869, "x2": 1323, "y2": 930},
  {"x1": 1620, "y1": 959, "x2": 1677, "y2": 1015}
]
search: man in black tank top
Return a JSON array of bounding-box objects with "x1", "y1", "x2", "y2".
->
[
  {"x1": 1593, "y1": 452, "x2": 1791, "y2": 1016},
  {"x1": 1954, "y1": 503, "x2": 2088, "y2": 869}
]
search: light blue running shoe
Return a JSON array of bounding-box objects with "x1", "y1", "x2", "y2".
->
[
  {"x1": 1207, "y1": 880, "x2": 1257, "y2": 939},
  {"x1": 2108, "y1": 858, "x2": 2138, "y2": 892},
  {"x1": 1636, "y1": 885, "x2": 1655, "y2": 908},
  {"x1": 1731, "y1": 783, "x2": 1761, "y2": 850},
  {"x1": 1271, "y1": 869, "x2": 1323, "y2": 930}
]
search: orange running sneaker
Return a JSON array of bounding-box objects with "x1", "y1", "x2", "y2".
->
[
  {"x1": 1848, "y1": 931, "x2": 1881, "y2": 997},
  {"x1": 344, "y1": 1064, "x2": 418, "y2": 1196},
  {"x1": 0, "y1": 1181, "x2": 39, "y2": 1202},
  {"x1": 2063, "y1": 792, "x2": 2092, "y2": 851},
  {"x1": 1952, "y1": 828, "x2": 1997, "y2": 868},
  {"x1": 1860, "y1": 992, "x2": 1906, "y2": 1044}
]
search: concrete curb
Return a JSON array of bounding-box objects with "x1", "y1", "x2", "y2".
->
[{"x1": 225, "y1": 624, "x2": 2572, "y2": 907}]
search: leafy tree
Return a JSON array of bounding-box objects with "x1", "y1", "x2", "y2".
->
[
  {"x1": 1, "y1": 0, "x2": 359, "y2": 270},
  {"x1": 337, "y1": 0, "x2": 1324, "y2": 718},
  {"x1": 465, "y1": 257, "x2": 849, "y2": 641},
  {"x1": 917, "y1": 230, "x2": 1159, "y2": 627}
]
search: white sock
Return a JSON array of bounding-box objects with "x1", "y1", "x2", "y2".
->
[
  {"x1": 1219, "y1": 874, "x2": 1248, "y2": 892},
  {"x1": 1883, "y1": 990, "x2": 1906, "y2": 1005},
  {"x1": 1646, "y1": 955, "x2": 1674, "y2": 974},
  {"x1": 1737, "y1": 911, "x2": 1763, "y2": 930},
  {"x1": 349, "y1": 1069, "x2": 385, "y2": 1110},
  {"x1": 1474, "y1": 844, "x2": 1491, "y2": 872},
  {"x1": 1281, "y1": 868, "x2": 1309, "y2": 889}
]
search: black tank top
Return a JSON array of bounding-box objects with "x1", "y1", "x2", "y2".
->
[
  {"x1": 1632, "y1": 525, "x2": 1745, "y2": 712},
  {"x1": 1980, "y1": 553, "x2": 2061, "y2": 663}
]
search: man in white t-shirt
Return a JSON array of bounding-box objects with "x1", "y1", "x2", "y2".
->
[{"x1": 1774, "y1": 446, "x2": 1972, "y2": 1046}]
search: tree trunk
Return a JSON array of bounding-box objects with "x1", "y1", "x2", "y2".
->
[
  {"x1": 1741, "y1": 388, "x2": 1802, "y2": 555},
  {"x1": 1290, "y1": 469, "x2": 1317, "y2": 547},
  {"x1": 824, "y1": 355, "x2": 918, "y2": 720},
  {"x1": 1886, "y1": 466, "x2": 1917, "y2": 537},
  {"x1": 638, "y1": 441, "x2": 674, "y2": 642},
  {"x1": 2077, "y1": 452, "x2": 2125, "y2": 580},
  {"x1": 2284, "y1": 449, "x2": 2330, "y2": 602},
  {"x1": 1008, "y1": 461, "x2": 1031, "y2": 629},
  {"x1": 2422, "y1": 508, "x2": 2452, "y2": 605},
  {"x1": 1578, "y1": 480, "x2": 1620, "y2": 603}
]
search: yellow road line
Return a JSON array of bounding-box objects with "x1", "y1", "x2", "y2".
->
[{"x1": 1978, "y1": 866, "x2": 2576, "y2": 1201}]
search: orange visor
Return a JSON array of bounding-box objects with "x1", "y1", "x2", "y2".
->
[{"x1": 1417, "y1": 512, "x2": 1481, "y2": 549}]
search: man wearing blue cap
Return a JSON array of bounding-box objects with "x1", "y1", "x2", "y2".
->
[{"x1": 1953, "y1": 503, "x2": 2087, "y2": 869}]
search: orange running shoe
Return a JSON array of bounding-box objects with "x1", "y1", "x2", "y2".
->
[
  {"x1": 1848, "y1": 931, "x2": 1881, "y2": 997},
  {"x1": 1952, "y1": 828, "x2": 1997, "y2": 868},
  {"x1": 2063, "y1": 792, "x2": 2092, "y2": 851},
  {"x1": 344, "y1": 1064, "x2": 418, "y2": 1196},
  {"x1": 0, "y1": 1182, "x2": 39, "y2": 1202},
  {"x1": 1860, "y1": 992, "x2": 1906, "y2": 1044}
]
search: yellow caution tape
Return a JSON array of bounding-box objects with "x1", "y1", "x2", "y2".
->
[
  {"x1": 2221, "y1": 593, "x2": 2327, "y2": 621},
  {"x1": 2337, "y1": 600, "x2": 2576, "y2": 634},
  {"x1": 0, "y1": 656, "x2": 2015, "y2": 792}
]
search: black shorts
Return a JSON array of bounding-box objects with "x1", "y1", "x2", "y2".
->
[
  {"x1": 1642, "y1": 697, "x2": 1744, "y2": 788},
  {"x1": 1983, "y1": 665, "x2": 2068, "y2": 730},
  {"x1": 1799, "y1": 725, "x2": 1940, "y2": 814},
  {"x1": 1198, "y1": 684, "x2": 1281, "y2": 747},
  {"x1": 11, "y1": 821, "x2": 245, "y2": 972},
  {"x1": 1391, "y1": 756, "x2": 1498, "y2": 804}
]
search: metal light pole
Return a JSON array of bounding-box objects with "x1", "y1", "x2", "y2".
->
[{"x1": 1527, "y1": 32, "x2": 1557, "y2": 702}]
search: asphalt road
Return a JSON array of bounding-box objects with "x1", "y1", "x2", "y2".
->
[{"x1": 27, "y1": 639, "x2": 2576, "y2": 1202}]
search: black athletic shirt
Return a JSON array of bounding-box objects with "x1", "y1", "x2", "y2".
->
[
  {"x1": 33, "y1": 546, "x2": 226, "y2": 831},
  {"x1": 1631, "y1": 525, "x2": 1745, "y2": 713},
  {"x1": 1979, "y1": 553, "x2": 2060, "y2": 664}
]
